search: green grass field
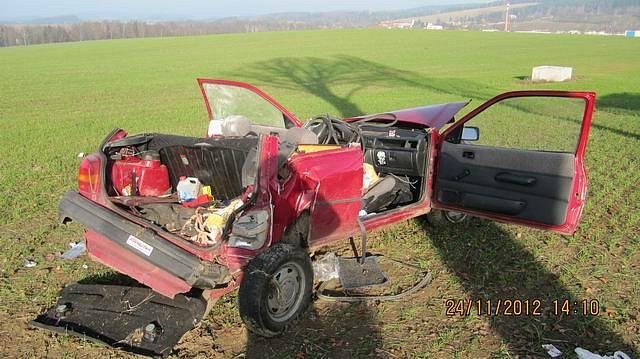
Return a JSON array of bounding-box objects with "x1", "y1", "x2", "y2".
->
[{"x1": 0, "y1": 29, "x2": 639, "y2": 358}]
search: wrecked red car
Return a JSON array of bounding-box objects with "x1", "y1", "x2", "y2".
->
[{"x1": 34, "y1": 79, "x2": 595, "y2": 356}]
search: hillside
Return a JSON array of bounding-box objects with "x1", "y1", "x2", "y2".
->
[
  {"x1": 509, "y1": 0, "x2": 640, "y2": 32},
  {"x1": 386, "y1": 0, "x2": 640, "y2": 32},
  {"x1": 382, "y1": 2, "x2": 537, "y2": 27}
]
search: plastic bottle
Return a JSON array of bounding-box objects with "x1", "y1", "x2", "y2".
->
[{"x1": 176, "y1": 177, "x2": 202, "y2": 202}]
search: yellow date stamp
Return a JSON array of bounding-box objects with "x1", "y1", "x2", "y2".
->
[{"x1": 444, "y1": 299, "x2": 601, "y2": 317}]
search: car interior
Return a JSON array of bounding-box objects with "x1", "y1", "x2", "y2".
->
[{"x1": 101, "y1": 113, "x2": 431, "y2": 246}]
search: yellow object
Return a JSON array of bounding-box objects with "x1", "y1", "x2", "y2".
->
[
  {"x1": 204, "y1": 198, "x2": 244, "y2": 232},
  {"x1": 296, "y1": 144, "x2": 341, "y2": 153},
  {"x1": 363, "y1": 163, "x2": 380, "y2": 192},
  {"x1": 201, "y1": 185, "x2": 214, "y2": 200}
]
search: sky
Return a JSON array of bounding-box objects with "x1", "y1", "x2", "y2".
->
[{"x1": 0, "y1": 0, "x2": 483, "y2": 21}]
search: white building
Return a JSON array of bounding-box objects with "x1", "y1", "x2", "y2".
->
[
  {"x1": 381, "y1": 19, "x2": 415, "y2": 29},
  {"x1": 425, "y1": 23, "x2": 444, "y2": 30}
]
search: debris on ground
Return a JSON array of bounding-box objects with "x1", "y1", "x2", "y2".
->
[
  {"x1": 542, "y1": 344, "x2": 562, "y2": 358},
  {"x1": 62, "y1": 241, "x2": 86, "y2": 260},
  {"x1": 574, "y1": 347, "x2": 631, "y2": 359},
  {"x1": 312, "y1": 252, "x2": 340, "y2": 282},
  {"x1": 23, "y1": 259, "x2": 37, "y2": 268}
]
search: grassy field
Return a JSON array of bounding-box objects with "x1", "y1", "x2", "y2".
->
[{"x1": 0, "y1": 29, "x2": 639, "y2": 358}]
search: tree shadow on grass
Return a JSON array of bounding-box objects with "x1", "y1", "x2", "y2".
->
[
  {"x1": 236, "y1": 56, "x2": 640, "y2": 143},
  {"x1": 505, "y1": 93, "x2": 640, "y2": 142},
  {"x1": 598, "y1": 93, "x2": 640, "y2": 113},
  {"x1": 420, "y1": 218, "x2": 635, "y2": 357},
  {"x1": 232, "y1": 55, "x2": 492, "y2": 118}
]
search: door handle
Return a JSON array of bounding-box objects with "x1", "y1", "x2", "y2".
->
[
  {"x1": 495, "y1": 172, "x2": 537, "y2": 186},
  {"x1": 462, "y1": 151, "x2": 475, "y2": 159},
  {"x1": 455, "y1": 169, "x2": 471, "y2": 181}
]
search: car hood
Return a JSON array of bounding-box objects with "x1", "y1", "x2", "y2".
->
[
  {"x1": 386, "y1": 101, "x2": 471, "y2": 130},
  {"x1": 350, "y1": 101, "x2": 470, "y2": 130}
]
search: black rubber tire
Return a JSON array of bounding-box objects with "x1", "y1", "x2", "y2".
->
[
  {"x1": 238, "y1": 243, "x2": 313, "y2": 337},
  {"x1": 424, "y1": 209, "x2": 468, "y2": 228}
]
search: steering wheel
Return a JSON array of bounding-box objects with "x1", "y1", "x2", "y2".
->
[{"x1": 304, "y1": 115, "x2": 359, "y2": 145}]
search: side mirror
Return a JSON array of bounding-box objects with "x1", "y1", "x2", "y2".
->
[{"x1": 461, "y1": 126, "x2": 479, "y2": 141}]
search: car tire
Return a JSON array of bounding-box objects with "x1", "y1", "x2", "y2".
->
[
  {"x1": 425, "y1": 209, "x2": 468, "y2": 227},
  {"x1": 238, "y1": 243, "x2": 313, "y2": 338}
]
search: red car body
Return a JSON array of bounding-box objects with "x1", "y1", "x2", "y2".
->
[{"x1": 60, "y1": 79, "x2": 595, "y2": 299}]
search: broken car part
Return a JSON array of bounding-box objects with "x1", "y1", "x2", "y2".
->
[{"x1": 31, "y1": 284, "x2": 207, "y2": 357}]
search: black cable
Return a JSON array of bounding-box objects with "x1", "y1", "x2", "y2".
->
[
  {"x1": 304, "y1": 114, "x2": 363, "y2": 146},
  {"x1": 304, "y1": 112, "x2": 399, "y2": 152},
  {"x1": 316, "y1": 255, "x2": 432, "y2": 302}
]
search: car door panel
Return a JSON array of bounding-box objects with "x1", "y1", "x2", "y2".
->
[
  {"x1": 437, "y1": 142, "x2": 575, "y2": 225},
  {"x1": 433, "y1": 91, "x2": 595, "y2": 234}
]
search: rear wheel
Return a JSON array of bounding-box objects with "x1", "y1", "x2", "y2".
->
[{"x1": 238, "y1": 243, "x2": 313, "y2": 337}]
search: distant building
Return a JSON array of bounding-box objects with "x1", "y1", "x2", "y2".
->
[
  {"x1": 585, "y1": 31, "x2": 610, "y2": 36},
  {"x1": 425, "y1": 23, "x2": 444, "y2": 30},
  {"x1": 625, "y1": 30, "x2": 640, "y2": 37},
  {"x1": 381, "y1": 19, "x2": 415, "y2": 29}
]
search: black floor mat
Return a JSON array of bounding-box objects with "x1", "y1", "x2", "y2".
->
[
  {"x1": 338, "y1": 256, "x2": 388, "y2": 290},
  {"x1": 31, "y1": 284, "x2": 206, "y2": 357}
]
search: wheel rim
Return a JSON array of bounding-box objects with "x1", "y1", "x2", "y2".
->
[
  {"x1": 266, "y1": 261, "x2": 306, "y2": 323},
  {"x1": 444, "y1": 211, "x2": 467, "y2": 223}
]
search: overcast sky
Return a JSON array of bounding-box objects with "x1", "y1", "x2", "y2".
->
[{"x1": 1, "y1": 0, "x2": 483, "y2": 20}]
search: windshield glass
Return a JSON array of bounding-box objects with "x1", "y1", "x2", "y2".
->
[{"x1": 202, "y1": 83, "x2": 286, "y2": 128}]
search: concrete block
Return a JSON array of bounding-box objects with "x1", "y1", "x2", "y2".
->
[{"x1": 531, "y1": 66, "x2": 573, "y2": 82}]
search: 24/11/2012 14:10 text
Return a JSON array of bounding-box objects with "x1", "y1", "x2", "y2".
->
[{"x1": 444, "y1": 299, "x2": 601, "y2": 317}]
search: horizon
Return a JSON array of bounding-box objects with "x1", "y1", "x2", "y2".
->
[{"x1": 0, "y1": 0, "x2": 483, "y2": 22}]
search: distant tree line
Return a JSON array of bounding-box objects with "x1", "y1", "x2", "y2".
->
[
  {"x1": 0, "y1": 4, "x2": 501, "y2": 47},
  {"x1": 0, "y1": 19, "x2": 328, "y2": 47}
]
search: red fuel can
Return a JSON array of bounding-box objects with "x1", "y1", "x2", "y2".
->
[{"x1": 111, "y1": 154, "x2": 171, "y2": 197}]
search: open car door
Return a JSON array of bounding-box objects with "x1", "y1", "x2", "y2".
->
[
  {"x1": 197, "y1": 78, "x2": 302, "y2": 133},
  {"x1": 433, "y1": 91, "x2": 595, "y2": 235}
]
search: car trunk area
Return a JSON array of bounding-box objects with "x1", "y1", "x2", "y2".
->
[{"x1": 103, "y1": 133, "x2": 259, "y2": 248}]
